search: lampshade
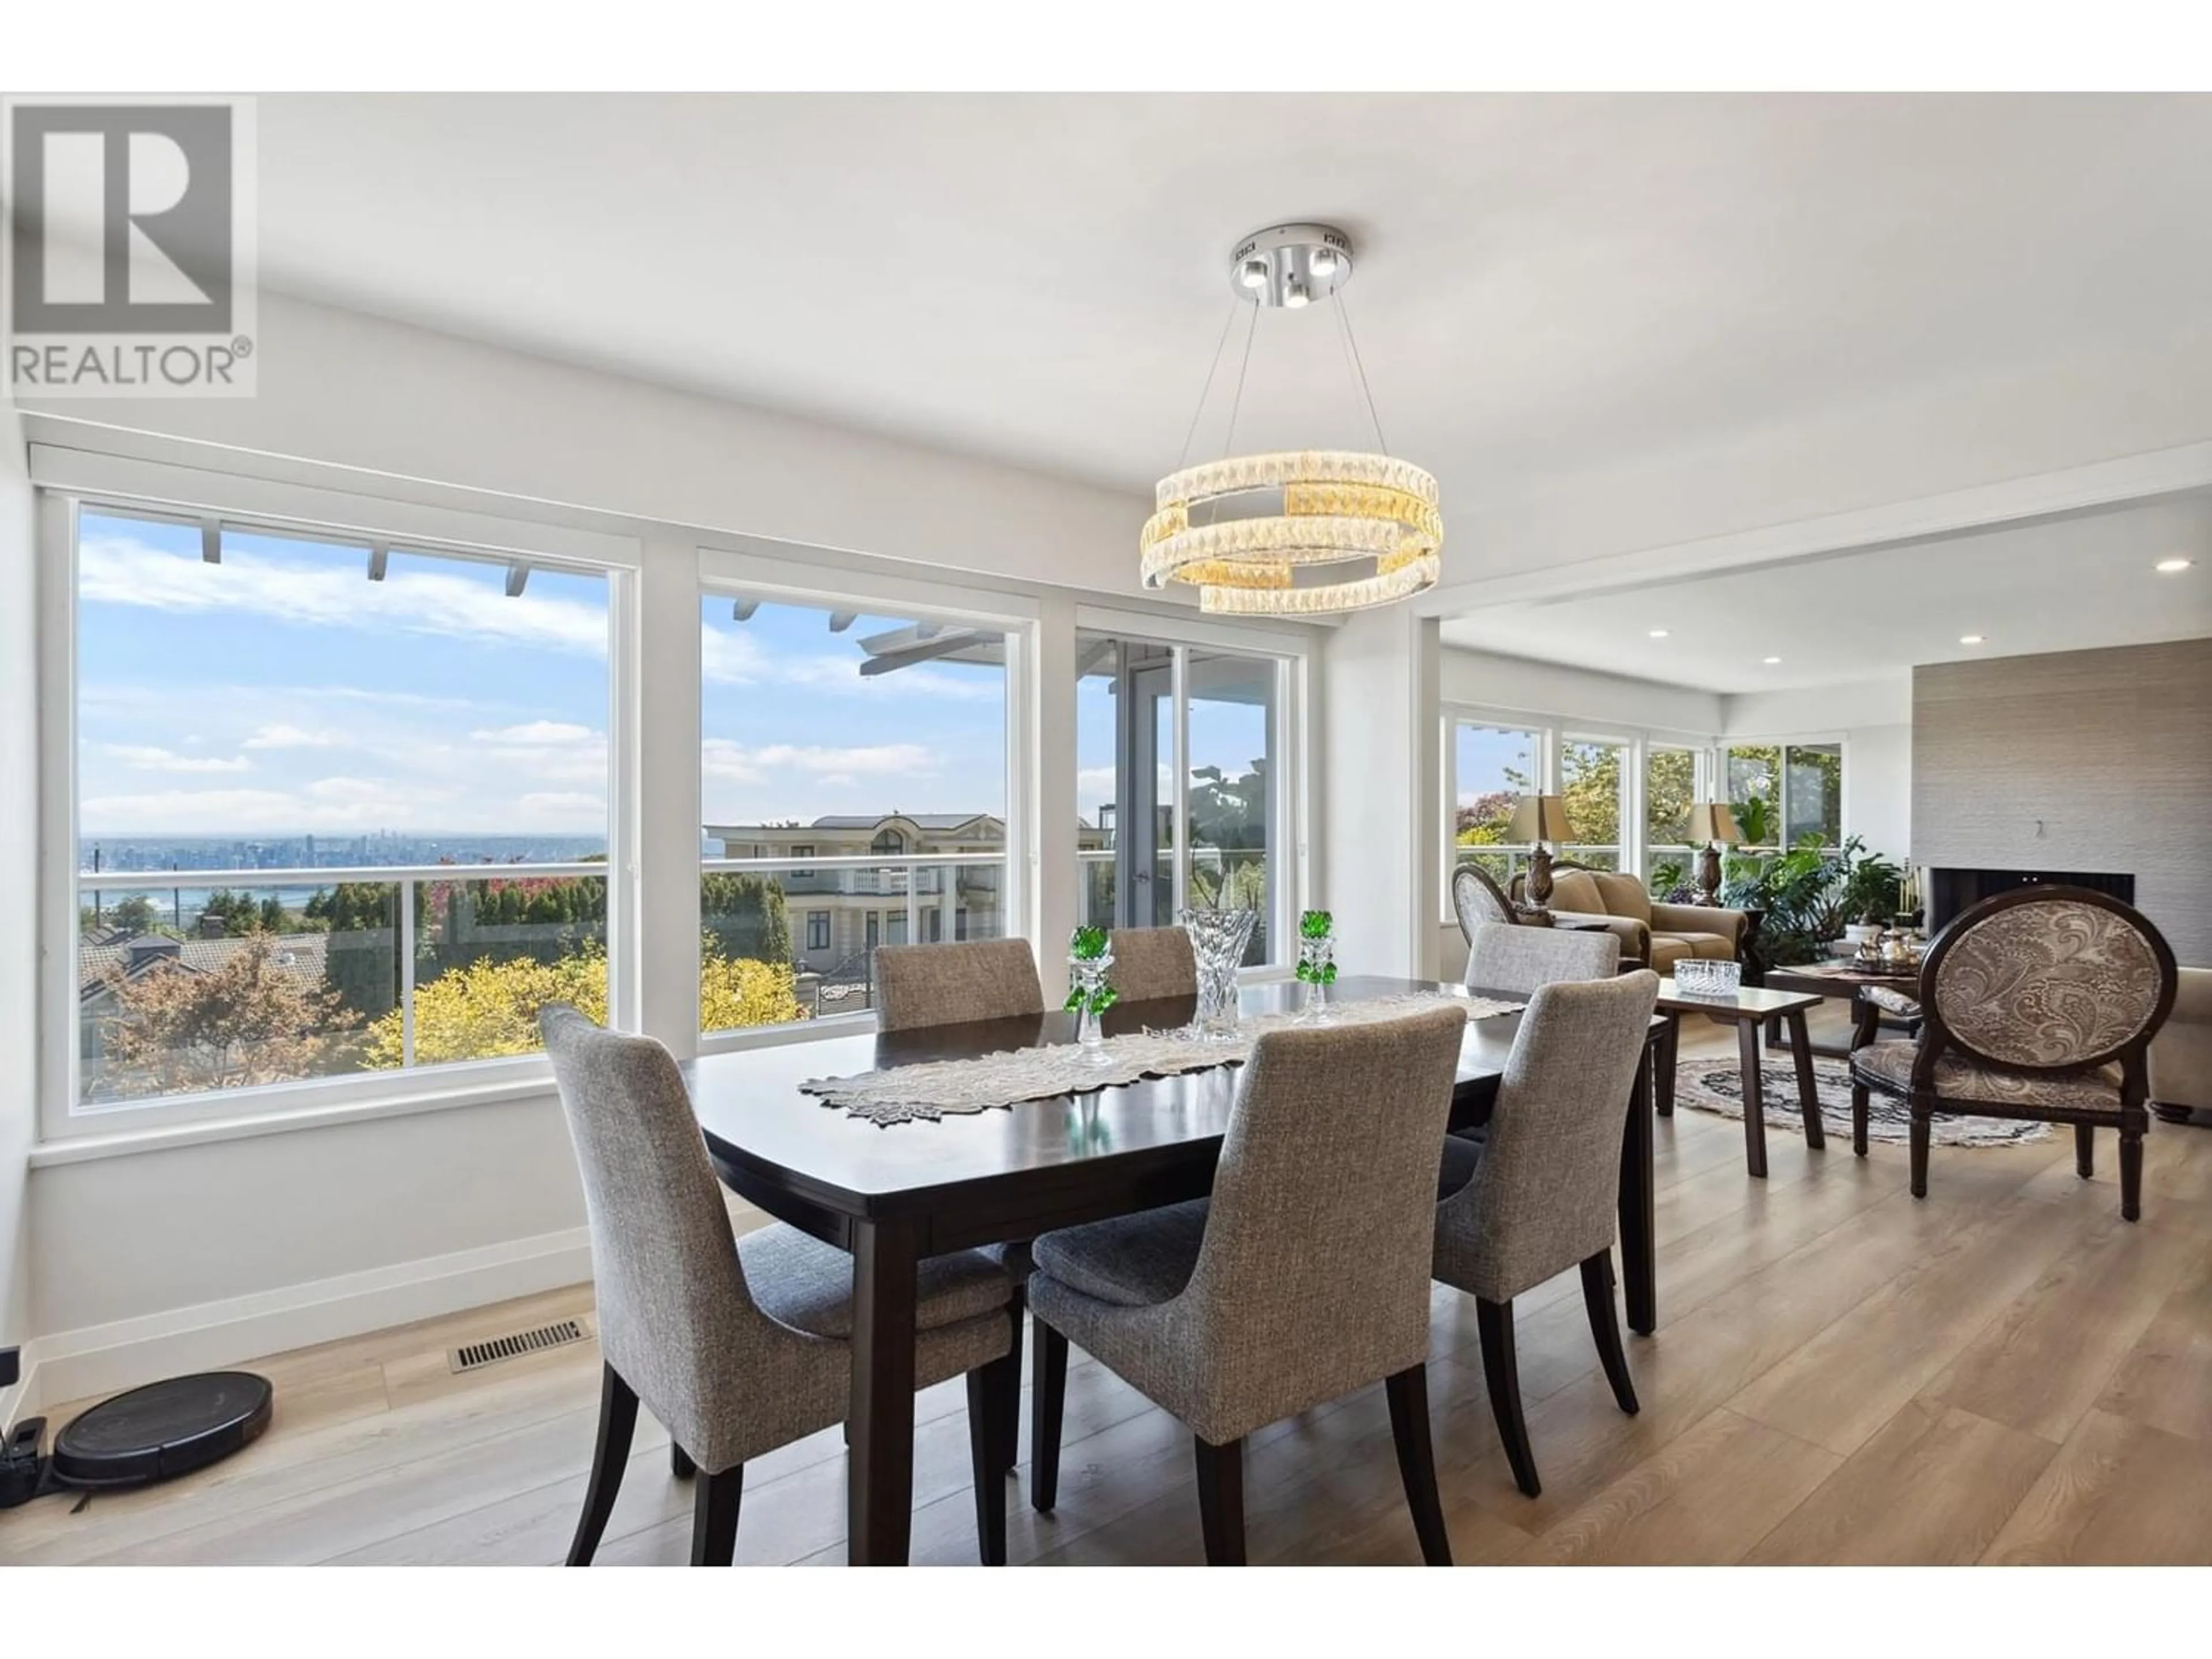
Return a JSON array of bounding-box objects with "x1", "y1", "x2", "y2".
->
[
  {"x1": 1686, "y1": 801, "x2": 1743, "y2": 845},
  {"x1": 1507, "y1": 794, "x2": 1574, "y2": 843}
]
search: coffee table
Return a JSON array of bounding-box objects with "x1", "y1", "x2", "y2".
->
[
  {"x1": 1654, "y1": 979, "x2": 1830, "y2": 1178},
  {"x1": 1760, "y1": 960, "x2": 1921, "y2": 1059}
]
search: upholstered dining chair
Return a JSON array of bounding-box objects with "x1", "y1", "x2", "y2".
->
[
  {"x1": 1452, "y1": 865, "x2": 1518, "y2": 944},
  {"x1": 1024, "y1": 1006, "x2": 1469, "y2": 1565},
  {"x1": 872, "y1": 935, "x2": 1050, "y2": 1474},
  {"x1": 1432, "y1": 971, "x2": 1662, "y2": 1498},
  {"x1": 873, "y1": 937, "x2": 1048, "y2": 1032},
  {"x1": 539, "y1": 1006, "x2": 1018, "y2": 1565},
  {"x1": 1463, "y1": 921, "x2": 1620, "y2": 995},
  {"x1": 1106, "y1": 924, "x2": 1198, "y2": 1003},
  {"x1": 1847, "y1": 887, "x2": 2177, "y2": 1221}
]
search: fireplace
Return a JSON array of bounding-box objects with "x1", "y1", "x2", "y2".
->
[{"x1": 1927, "y1": 868, "x2": 2135, "y2": 934}]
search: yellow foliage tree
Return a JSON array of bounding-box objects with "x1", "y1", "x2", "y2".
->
[{"x1": 366, "y1": 939, "x2": 805, "y2": 1067}]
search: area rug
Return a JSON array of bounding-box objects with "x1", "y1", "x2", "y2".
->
[{"x1": 1671, "y1": 1054, "x2": 2051, "y2": 1148}]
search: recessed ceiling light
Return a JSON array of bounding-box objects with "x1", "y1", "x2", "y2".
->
[
  {"x1": 1648, "y1": 628, "x2": 1669, "y2": 638},
  {"x1": 2156, "y1": 557, "x2": 2194, "y2": 573},
  {"x1": 1959, "y1": 634, "x2": 1985, "y2": 645},
  {"x1": 1762, "y1": 656, "x2": 1782, "y2": 665}
]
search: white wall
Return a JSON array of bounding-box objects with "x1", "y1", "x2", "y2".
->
[
  {"x1": 1722, "y1": 676, "x2": 1914, "y2": 865},
  {"x1": 1442, "y1": 647, "x2": 1723, "y2": 735},
  {"x1": 1323, "y1": 610, "x2": 1441, "y2": 980},
  {"x1": 0, "y1": 402, "x2": 33, "y2": 1426},
  {"x1": 24, "y1": 292, "x2": 1150, "y2": 597}
]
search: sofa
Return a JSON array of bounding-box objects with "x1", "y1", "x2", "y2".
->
[
  {"x1": 1513, "y1": 865, "x2": 1751, "y2": 972},
  {"x1": 2150, "y1": 967, "x2": 2211, "y2": 1126}
]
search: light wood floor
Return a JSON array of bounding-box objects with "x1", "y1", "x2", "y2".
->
[{"x1": 7, "y1": 1014, "x2": 2211, "y2": 1567}]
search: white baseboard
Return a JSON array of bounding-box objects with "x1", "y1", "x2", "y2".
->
[{"x1": 9, "y1": 1226, "x2": 593, "y2": 1423}]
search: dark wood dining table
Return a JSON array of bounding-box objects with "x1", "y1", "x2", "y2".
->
[{"x1": 683, "y1": 974, "x2": 1661, "y2": 1566}]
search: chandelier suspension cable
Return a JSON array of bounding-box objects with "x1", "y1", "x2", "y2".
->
[
  {"x1": 1333, "y1": 288, "x2": 1391, "y2": 456},
  {"x1": 1219, "y1": 300, "x2": 1261, "y2": 460},
  {"x1": 1174, "y1": 298, "x2": 1246, "y2": 474}
]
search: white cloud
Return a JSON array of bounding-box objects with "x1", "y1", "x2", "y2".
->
[
  {"x1": 702, "y1": 739, "x2": 935, "y2": 785},
  {"x1": 79, "y1": 532, "x2": 608, "y2": 656},
  {"x1": 78, "y1": 777, "x2": 437, "y2": 834},
  {"x1": 516, "y1": 791, "x2": 608, "y2": 828},
  {"x1": 104, "y1": 744, "x2": 251, "y2": 774},
  {"x1": 699, "y1": 623, "x2": 998, "y2": 701},
  {"x1": 243, "y1": 723, "x2": 345, "y2": 750},
  {"x1": 471, "y1": 720, "x2": 594, "y2": 744}
]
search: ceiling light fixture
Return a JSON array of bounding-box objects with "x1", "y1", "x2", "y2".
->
[
  {"x1": 1762, "y1": 656, "x2": 1782, "y2": 665},
  {"x1": 1649, "y1": 628, "x2": 1669, "y2": 638},
  {"x1": 1959, "y1": 634, "x2": 1985, "y2": 645},
  {"x1": 2156, "y1": 557, "x2": 2194, "y2": 573},
  {"x1": 1142, "y1": 223, "x2": 1440, "y2": 616}
]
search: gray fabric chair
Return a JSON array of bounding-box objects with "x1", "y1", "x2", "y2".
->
[
  {"x1": 1107, "y1": 924, "x2": 1198, "y2": 1004},
  {"x1": 1026, "y1": 1007, "x2": 1469, "y2": 1565},
  {"x1": 874, "y1": 938, "x2": 1047, "y2": 1033},
  {"x1": 539, "y1": 1005, "x2": 1017, "y2": 1565},
  {"x1": 1433, "y1": 971, "x2": 1661, "y2": 1498},
  {"x1": 1452, "y1": 865, "x2": 1517, "y2": 944},
  {"x1": 1463, "y1": 921, "x2": 1621, "y2": 994},
  {"x1": 1848, "y1": 887, "x2": 2177, "y2": 1219}
]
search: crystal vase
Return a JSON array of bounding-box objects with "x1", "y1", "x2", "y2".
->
[
  {"x1": 1297, "y1": 935, "x2": 1336, "y2": 1022},
  {"x1": 1068, "y1": 953, "x2": 1115, "y2": 1063},
  {"x1": 1179, "y1": 907, "x2": 1258, "y2": 1039}
]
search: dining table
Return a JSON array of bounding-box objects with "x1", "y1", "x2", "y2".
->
[{"x1": 683, "y1": 973, "x2": 1661, "y2": 1566}]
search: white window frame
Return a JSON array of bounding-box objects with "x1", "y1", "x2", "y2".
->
[
  {"x1": 33, "y1": 450, "x2": 642, "y2": 1145},
  {"x1": 697, "y1": 539, "x2": 1041, "y2": 1050},
  {"x1": 1073, "y1": 604, "x2": 1311, "y2": 978},
  {"x1": 1723, "y1": 733, "x2": 1851, "y2": 854},
  {"x1": 1440, "y1": 703, "x2": 1721, "y2": 922}
]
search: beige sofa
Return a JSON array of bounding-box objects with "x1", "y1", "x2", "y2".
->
[
  {"x1": 2150, "y1": 967, "x2": 2211, "y2": 1125},
  {"x1": 1516, "y1": 866, "x2": 1750, "y2": 972}
]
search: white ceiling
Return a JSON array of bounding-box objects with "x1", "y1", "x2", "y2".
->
[
  {"x1": 252, "y1": 93, "x2": 2212, "y2": 501},
  {"x1": 1437, "y1": 494, "x2": 2212, "y2": 691}
]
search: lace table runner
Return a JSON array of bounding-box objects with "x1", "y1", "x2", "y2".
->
[{"x1": 802, "y1": 990, "x2": 1525, "y2": 1126}]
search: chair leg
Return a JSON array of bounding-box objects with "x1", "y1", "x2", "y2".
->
[
  {"x1": 2075, "y1": 1123, "x2": 2096, "y2": 1180},
  {"x1": 1029, "y1": 1319, "x2": 1069, "y2": 1513},
  {"x1": 1475, "y1": 1296, "x2": 1541, "y2": 1498},
  {"x1": 671, "y1": 1444, "x2": 695, "y2": 1481},
  {"x1": 688, "y1": 1465, "x2": 742, "y2": 1566},
  {"x1": 1193, "y1": 1435, "x2": 1247, "y2": 1565},
  {"x1": 1384, "y1": 1365, "x2": 1452, "y2": 1566},
  {"x1": 1851, "y1": 1081, "x2": 1870, "y2": 1157},
  {"x1": 1580, "y1": 1251, "x2": 1639, "y2": 1416},
  {"x1": 566, "y1": 1362, "x2": 638, "y2": 1566},
  {"x1": 965, "y1": 1358, "x2": 1012, "y2": 1565},
  {"x1": 1910, "y1": 1101, "x2": 1933, "y2": 1199},
  {"x1": 998, "y1": 1287, "x2": 1025, "y2": 1478},
  {"x1": 2120, "y1": 1109, "x2": 2147, "y2": 1223}
]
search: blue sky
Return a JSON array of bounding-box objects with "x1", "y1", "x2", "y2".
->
[
  {"x1": 1456, "y1": 723, "x2": 1538, "y2": 807},
  {"x1": 78, "y1": 513, "x2": 1278, "y2": 845}
]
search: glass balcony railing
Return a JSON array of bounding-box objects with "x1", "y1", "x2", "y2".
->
[
  {"x1": 76, "y1": 861, "x2": 610, "y2": 1107},
  {"x1": 701, "y1": 852, "x2": 1010, "y2": 1033}
]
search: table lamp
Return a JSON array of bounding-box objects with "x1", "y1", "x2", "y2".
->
[
  {"x1": 1506, "y1": 794, "x2": 1575, "y2": 920},
  {"x1": 1685, "y1": 801, "x2": 1743, "y2": 906}
]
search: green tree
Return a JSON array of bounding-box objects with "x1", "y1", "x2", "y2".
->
[
  {"x1": 1559, "y1": 741, "x2": 1623, "y2": 855},
  {"x1": 109, "y1": 894, "x2": 159, "y2": 934},
  {"x1": 700, "y1": 872, "x2": 792, "y2": 967},
  {"x1": 308, "y1": 881, "x2": 401, "y2": 1021},
  {"x1": 196, "y1": 888, "x2": 266, "y2": 935}
]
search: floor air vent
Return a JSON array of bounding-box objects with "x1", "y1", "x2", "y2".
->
[{"x1": 448, "y1": 1318, "x2": 589, "y2": 1375}]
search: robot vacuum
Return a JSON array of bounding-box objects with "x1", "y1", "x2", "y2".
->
[{"x1": 48, "y1": 1371, "x2": 273, "y2": 1488}]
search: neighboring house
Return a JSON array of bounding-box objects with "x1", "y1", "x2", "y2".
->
[
  {"x1": 706, "y1": 812, "x2": 1111, "y2": 979},
  {"x1": 77, "y1": 931, "x2": 334, "y2": 1077}
]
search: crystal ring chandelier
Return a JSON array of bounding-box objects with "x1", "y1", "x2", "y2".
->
[{"x1": 1141, "y1": 224, "x2": 1441, "y2": 616}]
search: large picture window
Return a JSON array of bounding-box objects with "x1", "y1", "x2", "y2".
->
[
  {"x1": 1728, "y1": 741, "x2": 1844, "y2": 854},
  {"x1": 700, "y1": 594, "x2": 1010, "y2": 1031},
  {"x1": 1450, "y1": 721, "x2": 1542, "y2": 892},
  {"x1": 1558, "y1": 737, "x2": 1627, "y2": 873},
  {"x1": 1074, "y1": 629, "x2": 1288, "y2": 968},
  {"x1": 71, "y1": 506, "x2": 614, "y2": 1111}
]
